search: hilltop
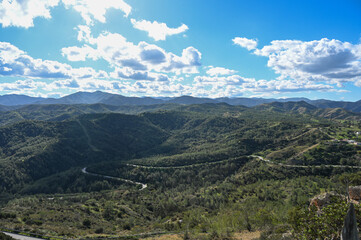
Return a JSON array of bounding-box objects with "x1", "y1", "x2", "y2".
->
[{"x1": 1, "y1": 91, "x2": 361, "y2": 113}]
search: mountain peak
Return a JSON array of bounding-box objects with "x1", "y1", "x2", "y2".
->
[{"x1": 0, "y1": 91, "x2": 360, "y2": 113}]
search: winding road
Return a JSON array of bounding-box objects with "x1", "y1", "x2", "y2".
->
[
  {"x1": 82, "y1": 153, "x2": 361, "y2": 192},
  {"x1": 81, "y1": 167, "x2": 147, "y2": 190},
  {"x1": 125, "y1": 157, "x2": 241, "y2": 169},
  {"x1": 2, "y1": 232, "x2": 44, "y2": 240},
  {"x1": 251, "y1": 155, "x2": 361, "y2": 169},
  {"x1": 81, "y1": 158, "x2": 243, "y2": 190}
]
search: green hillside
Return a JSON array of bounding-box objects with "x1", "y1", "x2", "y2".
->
[
  {"x1": 0, "y1": 103, "x2": 360, "y2": 239},
  {"x1": 0, "y1": 113, "x2": 168, "y2": 194}
]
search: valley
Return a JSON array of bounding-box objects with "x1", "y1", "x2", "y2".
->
[
  {"x1": 1, "y1": 0, "x2": 360, "y2": 237},
  {"x1": 0, "y1": 95, "x2": 361, "y2": 239}
]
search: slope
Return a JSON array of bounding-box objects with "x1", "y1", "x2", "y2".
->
[{"x1": 0, "y1": 113, "x2": 168, "y2": 194}]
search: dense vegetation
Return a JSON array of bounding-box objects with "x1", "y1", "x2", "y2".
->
[{"x1": 0, "y1": 102, "x2": 360, "y2": 239}]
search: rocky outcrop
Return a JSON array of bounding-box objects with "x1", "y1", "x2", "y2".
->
[
  {"x1": 310, "y1": 192, "x2": 343, "y2": 209},
  {"x1": 341, "y1": 203, "x2": 359, "y2": 240},
  {"x1": 349, "y1": 186, "x2": 361, "y2": 201},
  {"x1": 310, "y1": 187, "x2": 361, "y2": 210}
]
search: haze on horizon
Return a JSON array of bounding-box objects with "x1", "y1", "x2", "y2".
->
[{"x1": 0, "y1": 0, "x2": 361, "y2": 101}]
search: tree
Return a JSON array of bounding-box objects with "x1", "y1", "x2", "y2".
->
[
  {"x1": 82, "y1": 219, "x2": 91, "y2": 228},
  {"x1": 289, "y1": 198, "x2": 352, "y2": 239}
]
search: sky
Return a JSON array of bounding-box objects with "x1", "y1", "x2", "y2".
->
[{"x1": 0, "y1": 0, "x2": 361, "y2": 100}]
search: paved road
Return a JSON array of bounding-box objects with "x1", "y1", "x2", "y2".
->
[
  {"x1": 3, "y1": 230, "x2": 174, "y2": 240},
  {"x1": 83, "y1": 154, "x2": 361, "y2": 192},
  {"x1": 2, "y1": 232, "x2": 44, "y2": 240},
  {"x1": 82, "y1": 158, "x2": 243, "y2": 190},
  {"x1": 125, "y1": 157, "x2": 240, "y2": 169},
  {"x1": 251, "y1": 155, "x2": 361, "y2": 169},
  {"x1": 81, "y1": 167, "x2": 147, "y2": 190}
]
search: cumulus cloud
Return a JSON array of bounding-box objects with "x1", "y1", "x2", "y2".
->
[
  {"x1": 62, "y1": 0, "x2": 131, "y2": 25},
  {"x1": 139, "y1": 43, "x2": 167, "y2": 64},
  {"x1": 62, "y1": 28, "x2": 202, "y2": 74},
  {"x1": 0, "y1": 0, "x2": 59, "y2": 28},
  {"x1": 162, "y1": 47, "x2": 201, "y2": 73},
  {"x1": 131, "y1": 19, "x2": 188, "y2": 41},
  {"x1": 120, "y1": 80, "x2": 189, "y2": 96},
  {"x1": 0, "y1": 41, "x2": 71, "y2": 78},
  {"x1": 0, "y1": 0, "x2": 131, "y2": 28},
  {"x1": 0, "y1": 79, "x2": 45, "y2": 91},
  {"x1": 194, "y1": 75, "x2": 246, "y2": 86},
  {"x1": 45, "y1": 78, "x2": 114, "y2": 92},
  {"x1": 111, "y1": 67, "x2": 170, "y2": 82},
  {"x1": 253, "y1": 38, "x2": 361, "y2": 85},
  {"x1": 41, "y1": 77, "x2": 187, "y2": 97},
  {"x1": 0, "y1": 73, "x2": 338, "y2": 99},
  {"x1": 206, "y1": 66, "x2": 237, "y2": 76},
  {"x1": 192, "y1": 72, "x2": 337, "y2": 98},
  {"x1": 240, "y1": 79, "x2": 334, "y2": 93},
  {"x1": 233, "y1": 37, "x2": 258, "y2": 51},
  {"x1": 61, "y1": 45, "x2": 98, "y2": 61},
  {"x1": 0, "y1": 41, "x2": 105, "y2": 79}
]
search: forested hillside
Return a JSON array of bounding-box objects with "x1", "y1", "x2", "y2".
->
[{"x1": 0, "y1": 103, "x2": 360, "y2": 239}]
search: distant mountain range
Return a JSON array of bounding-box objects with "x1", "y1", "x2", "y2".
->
[
  {"x1": 1, "y1": 91, "x2": 361, "y2": 112},
  {"x1": 0, "y1": 94, "x2": 46, "y2": 106}
]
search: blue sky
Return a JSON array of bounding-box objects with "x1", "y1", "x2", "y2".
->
[{"x1": 0, "y1": 0, "x2": 361, "y2": 100}]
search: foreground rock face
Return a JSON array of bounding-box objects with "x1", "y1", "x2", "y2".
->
[
  {"x1": 341, "y1": 203, "x2": 359, "y2": 240},
  {"x1": 349, "y1": 186, "x2": 361, "y2": 201}
]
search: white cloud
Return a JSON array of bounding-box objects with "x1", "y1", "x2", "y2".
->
[
  {"x1": 192, "y1": 72, "x2": 337, "y2": 98},
  {"x1": 0, "y1": 79, "x2": 46, "y2": 91},
  {"x1": 0, "y1": 41, "x2": 71, "y2": 78},
  {"x1": 62, "y1": 28, "x2": 202, "y2": 74},
  {"x1": 355, "y1": 80, "x2": 361, "y2": 87},
  {"x1": 206, "y1": 66, "x2": 237, "y2": 76},
  {"x1": 0, "y1": 0, "x2": 59, "y2": 28},
  {"x1": 0, "y1": 73, "x2": 338, "y2": 98},
  {"x1": 162, "y1": 46, "x2": 201, "y2": 74},
  {"x1": 240, "y1": 79, "x2": 334, "y2": 93},
  {"x1": 0, "y1": 0, "x2": 131, "y2": 28},
  {"x1": 194, "y1": 75, "x2": 246, "y2": 86},
  {"x1": 61, "y1": 45, "x2": 98, "y2": 61},
  {"x1": 111, "y1": 67, "x2": 170, "y2": 82},
  {"x1": 233, "y1": 37, "x2": 258, "y2": 51},
  {"x1": 76, "y1": 25, "x2": 92, "y2": 42},
  {"x1": 45, "y1": 78, "x2": 113, "y2": 92},
  {"x1": 131, "y1": 19, "x2": 188, "y2": 41},
  {"x1": 62, "y1": 0, "x2": 131, "y2": 25},
  {"x1": 253, "y1": 38, "x2": 361, "y2": 85},
  {"x1": 0, "y1": 41, "x2": 104, "y2": 79},
  {"x1": 42, "y1": 77, "x2": 187, "y2": 97}
]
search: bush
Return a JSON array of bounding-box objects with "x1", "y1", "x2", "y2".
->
[
  {"x1": 82, "y1": 219, "x2": 91, "y2": 228},
  {"x1": 0, "y1": 213, "x2": 16, "y2": 219}
]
